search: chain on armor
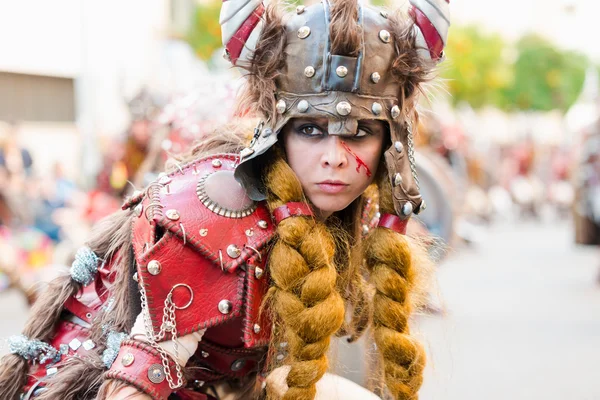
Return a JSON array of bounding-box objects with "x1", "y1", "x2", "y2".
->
[
  {"x1": 139, "y1": 283, "x2": 184, "y2": 389},
  {"x1": 407, "y1": 123, "x2": 420, "y2": 190}
]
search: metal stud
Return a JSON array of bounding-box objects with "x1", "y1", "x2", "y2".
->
[
  {"x1": 276, "y1": 99, "x2": 287, "y2": 114},
  {"x1": 231, "y1": 359, "x2": 247, "y2": 371},
  {"x1": 372, "y1": 102, "x2": 382, "y2": 115},
  {"x1": 395, "y1": 141, "x2": 404, "y2": 153},
  {"x1": 199, "y1": 228, "x2": 208, "y2": 237},
  {"x1": 393, "y1": 173, "x2": 403, "y2": 187},
  {"x1": 69, "y1": 338, "x2": 82, "y2": 351},
  {"x1": 83, "y1": 340, "x2": 95, "y2": 351},
  {"x1": 147, "y1": 260, "x2": 162, "y2": 276},
  {"x1": 255, "y1": 267, "x2": 264, "y2": 279},
  {"x1": 297, "y1": 100, "x2": 309, "y2": 113},
  {"x1": 379, "y1": 29, "x2": 391, "y2": 43},
  {"x1": 212, "y1": 159, "x2": 222, "y2": 168},
  {"x1": 133, "y1": 272, "x2": 138, "y2": 282},
  {"x1": 166, "y1": 209, "x2": 180, "y2": 221},
  {"x1": 297, "y1": 26, "x2": 311, "y2": 39},
  {"x1": 253, "y1": 324, "x2": 261, "y2": 334},
  {"x1": 240, "y1": 147, "x2": 255, "y2": 158},
  {"x1": 296, "y1": 5, "x2": 305, "y2": 14},
  {"x1": 148, "y1": 364, "x2": 165, "y2": 384},
  {"x1": 227, "y1": 244, "x2": 241, "y2": 259},
  {"x1": 371, "y1": 72, "x2": 381, "y2": 83},
  {"x1": 421, "y1": 200, "x2": 427, "y2": 211},
  {"x1": 380, "y1": 10, "x2": 388, "y2": 18},
  {"x1": 134, "y1": 203, "x2": 143, "y2": 217},
  {"x1": 336, "y1": 101, "x2": 352, "y2": 116},
  {"x1": 402, "y1": 202, "x2": 414, "y2": 216},
  {"x1": 262, "y1": 128, "x2": 273, "y2": 138},
  {"x1": 258, "y1": 220, "x2": 268, "y2": 229},
  {"x1": 218, "y1": 300, "x2": 233, "y2": 314},
  {"x1": 391, "y1": 105, "x2": 401, "y2": 119},
  {"x1": 245, "y1": 228, "x2": 254, "y2": 237},
  {"x1": 122, "y1": 352, "x2": 135, "y2": 367},
  {"x1": 304, "y1": 66, "x2": 315, "y2": 78},
  {"x1": 336, "y1": 66, "x2": 348, "y2": 77},
  {"x1": 201, "y1": 351, "x2": 210, "y2": 358},
  {"x1": 194, "y1": 380, "x2": 205, "y2": 388}
]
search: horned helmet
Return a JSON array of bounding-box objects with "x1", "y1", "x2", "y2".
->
[{"x1": 221, "y1": 0, "x2": 450, "y2": 219}]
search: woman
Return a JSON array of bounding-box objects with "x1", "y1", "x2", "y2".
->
[{"x1": 0, "y1": 0, "x2": 449, "y2": 399}]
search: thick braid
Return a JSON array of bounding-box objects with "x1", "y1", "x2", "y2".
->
[
  {"x1": 365, "y1": 178, "x2": 426, "y2": 399},
  {"x1": 264, "y1": 152, "x2": 345, "y2": 400}
]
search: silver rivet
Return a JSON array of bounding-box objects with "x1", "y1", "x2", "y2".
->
[
  {"x1": 395, "y1": 141, "x2": 404, "y2": 153},
  {"x1": 147, "y1": 260, "x2": 162, "y2": 276},
  {"x1": 166, "y1": 209, "x2": 180, "y2": 221},
  {"x1": 336, "y1": 101, "x2": 352, "y2": 116},
  {"x1": 297, "y1": 100, "x2": 309, "y2": 113},
  {"x1": 134, "y1": 203, "x2": 143, "y2": 217},
  {"x1": 402, "y1": 202, "x2": 414, "y2": 216},
  {"x1": 69, "y1": 338, "x2": 82, "y2": 351},
  {"x1": 253, "y1": 324, "x2": 261, "y2": 334},
  {"x1": 255, "y1": 267, "x2": 264, "y2": 279},
  {"x1": 245, "y1": 228, "x2": 254, "y2": 237},
  {"x1": 394, "y1": 173, "x2": 403, "y2": 187},
  {"x1": 227, "y1": 244, "x2": 241, "y2": 259},
  {"x1": 304, "y1": 66, "x2": 315, "y2": 78},
  {"x1": 86, "y1": 312, "x2": 93, "y2": 320},
  {"x1": 83, "y1": 339, "x2": 95, "y2": 350},
  {"x1": 258, "y1": 220, "x2": 268, "y2": 229},
  {"x1": 298, "y1": 26, "x2": 311, "y2": 39},
  {"x1": 148, "y1": 364, "x2": 165, "y2": 383},
  {"x1": 218, "y1": 300, "x2": 233, "y2": 314},
  {"x1": 194, "y1": 380, "x2": 205, "y2": 388},
  {"x1": 133, "y1": 272, "x2": 138, "y2": 282},
  {"x1": 380, "y1": 10, "x2": 388, "y2": 18},
  {"x1": 371, "y1": 72, "x2": 381, "y2": 83},
  {"x1": 336, "y1": 66, "x2": 348, "y2": 77},
  {"x1": 372, "y1": 102, "x2": 382, "y2": 115},
  {"x1": 199, "y1": 228, "x2": 208, "y2": 237},
  {"x1": 240, "y1": 147, "x2": 255, "y2": 158},
  {"x1": 276, "y1": 99, "x2": 287, "y2": 114},
  {"x1": 122, "y1": 352, "x2": 135, "y2": 367},
  {"x1": 231, "y1": 359, "x2": 246, "y2": 371},
  {"x1": 201, "y1": 351, "x2": 210, "y2": 358},
  {"x1": 296, "y1": 5, "x2": 305, "y2": 14},
  {"x1": 421, "y1": 200, "x2": 427, "y2": 211},
  {"x1": 263, "y1": 128, "x2": 272, "y2": 137},
  {"x1": 391, "y1": 105, "x2": 401, "y2": 119},
  {"x1": 212, "y1": 159, "x2": 222, "y2": 168},
  {"x1": 379, "y1": 29, "x2": 391, "y2": 43}
]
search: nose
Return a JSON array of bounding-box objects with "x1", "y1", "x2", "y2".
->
[{"x1": 320, "y1": 136, "x2": 348, "y2": 169}]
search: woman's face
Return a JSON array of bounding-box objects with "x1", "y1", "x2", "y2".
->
[{"x1": 282, "y1": 117, "x2": 387, "y2": 219}]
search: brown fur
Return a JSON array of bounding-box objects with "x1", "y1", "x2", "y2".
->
[{"x1": 329, "y1": 0, "x2": 362, "y2": 57}]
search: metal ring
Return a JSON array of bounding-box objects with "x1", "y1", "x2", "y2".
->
[
  {"x1": 171, "y1": 284, "x2": 194, "y2": 310},
  {"x1": 245, "y1": 245, "x2": 262, "y2": 263}
]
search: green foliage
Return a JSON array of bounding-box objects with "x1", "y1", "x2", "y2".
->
[{"x1": 186, "y1": 0, "x2": 222, "y2": 61}]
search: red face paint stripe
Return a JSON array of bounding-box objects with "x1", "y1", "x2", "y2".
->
[{"x1": 341, "y1": 141, "x2": 372, "y2": 178}]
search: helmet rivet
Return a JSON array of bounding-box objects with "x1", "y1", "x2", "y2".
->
[
  {"x1": 393, "y1": 173, "x2": 403, "y2": 187},
  {"x1": 336, "y1": 101, "x2": 352, "y2": 116},
  {"x1": 276, "y1": 99, "x2": 287, "y2": 114},
  {"x1": 391, "y1": 105, "x2": 401, "y2": 119},
  {"x1": 421, "y1": 200, "x2": 427, "y2": 211},
  {"x1": 336, "y1": 66, "x2": 348, "y2": 78},
  {"x1": 297, "y1": 100, "x2": 309, "y2": 113},
  {"x1": 166, "y1": 209, "x2": 180, "y2": 221},
  {"x1": 304, "y1": 66, "x2": 315, "y2": 78},
  {"x1": 298, "y1": 26, "x2": 311, "y2": 39},
  {"x1": 380, "y1": 11, "x2": 388, "y2": 18},
  {"x1": 402, "y1": 202, "x2": 414, "y2": 216},
  {"x1": 212, "y1": 159, "x2": 222, "y2": 168},
  {"x1": 147, "y1": 260, "x2": 162, "y2": 276},
  {"x1": 218, "y1": 300, "x2": 233, "y2": 314},
  {"x1": 121, "y1": 353, "x2": 135, "y2": 367},
  {"x1": 372, "y1": 102, "x2": 382, "y2": 115},
  {"x1": 227, "y1": 244, "x2": 242, "y2": 259},
  {"x1": 262, "y1": 128, "x2": 273, "y2": 138},
  {"x1": 371, "y1": 72, "x2": 381, "y2": 83},
  {"x1": 379, "y1": 30, "x2": 391, "y2": 43},
  {"x1": 258, "y1": 220, "x2": 268, "y2": 229},
  {"x1": 296, "y1": 5, "x2": 305, "y2": 14},
  {"x1": 395, "y1": 141, "x2": 404, "y2": 153}
]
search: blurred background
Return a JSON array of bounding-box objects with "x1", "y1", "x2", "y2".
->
[{"x1": 1, "y1": 0, "x2": 599, "y2": 399}]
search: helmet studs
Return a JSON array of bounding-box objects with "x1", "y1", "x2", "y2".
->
[
  {"x1": 372, "y1": 102, "x2": 382, "y2": 116},
  {"x1": 379, "y1": 30, "x2": 391, "y2": 43},
  {"x1": 296, "y1": 5, "x2": 305, "y2": 14},
  {"x1": 304, "y1": 66, "x2": 315, "y2": 78},
  {"x1": 371, "y1": 72, "x2": 381, "y2": 84},
  {"x1": 276, "y1": 100, "x2": 287, "y2": 114},
  {"x1": 336, "y1": 101, "x2": 352, "y2": 116},
  {"x1": 297, "y1": 100, "x2": 309, "y2": 113},
  {"x1": 394, "y1": 141, "x2": 404, "y2": 153},
  {"x1": 336, "y1": 66, "x2": 348, "y2": 78},
  {"x1": 402, "y1": 202, "x2": 414, "y2": 216},
  {"x1": 391, "y1": 105, "x2": 401, "y2": 119},
  {"x1": 393, "y1": 173, "x2": 403, "y2": 187},
  {"x1": 298, "y1": 26, "x2": 311, "y2": 39}
]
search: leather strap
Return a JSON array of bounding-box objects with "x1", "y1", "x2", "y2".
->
[
  {"x1": 377, "y1": 213, "x2": 408, "y2": 235},
  {"x1": 273, "y1": 202, "x2": 314, "y2": 225},
  {"x1": 105, "y1": 340, "x2": 184, "y2": 400}
]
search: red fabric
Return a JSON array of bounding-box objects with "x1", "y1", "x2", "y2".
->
[
  {"x1": 410, "y1": 6, "x2": 444, "y2": 60},
  {"x1": 106, "y1": 340, "x2": 182, "y2": 400},
  {"x1": 226, "y1": 3, "x2": 265, "y2": 65},
  {"x1": 377, "y1": 213, "x2": 409, "y2": 235},
  {"x1": 273, "y1": 202, "x2": 314, "y2": 225}
]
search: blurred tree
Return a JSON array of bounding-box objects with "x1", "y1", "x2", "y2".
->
[
  {"x1": 441, "y1": 25, "x2": 513, "y2": 110},
  {"x1": 503, "y1": 34, "x2": 588, "y2": 112},
  {"x1": 186, "y1": 0, "x2": 222, "y2": 61}
]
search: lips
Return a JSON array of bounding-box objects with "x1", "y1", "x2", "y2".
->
[{"x1": 316, "y1": 180, "x2": 349, "y2": 194}]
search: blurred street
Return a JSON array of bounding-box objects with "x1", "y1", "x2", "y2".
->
[{"x1": 418, "y1": 217, "x2": 600, "y2": 400}]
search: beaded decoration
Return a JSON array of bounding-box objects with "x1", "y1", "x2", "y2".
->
[{"x1": 8, "y1": 334, "x2": 60, "y2": 364}]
